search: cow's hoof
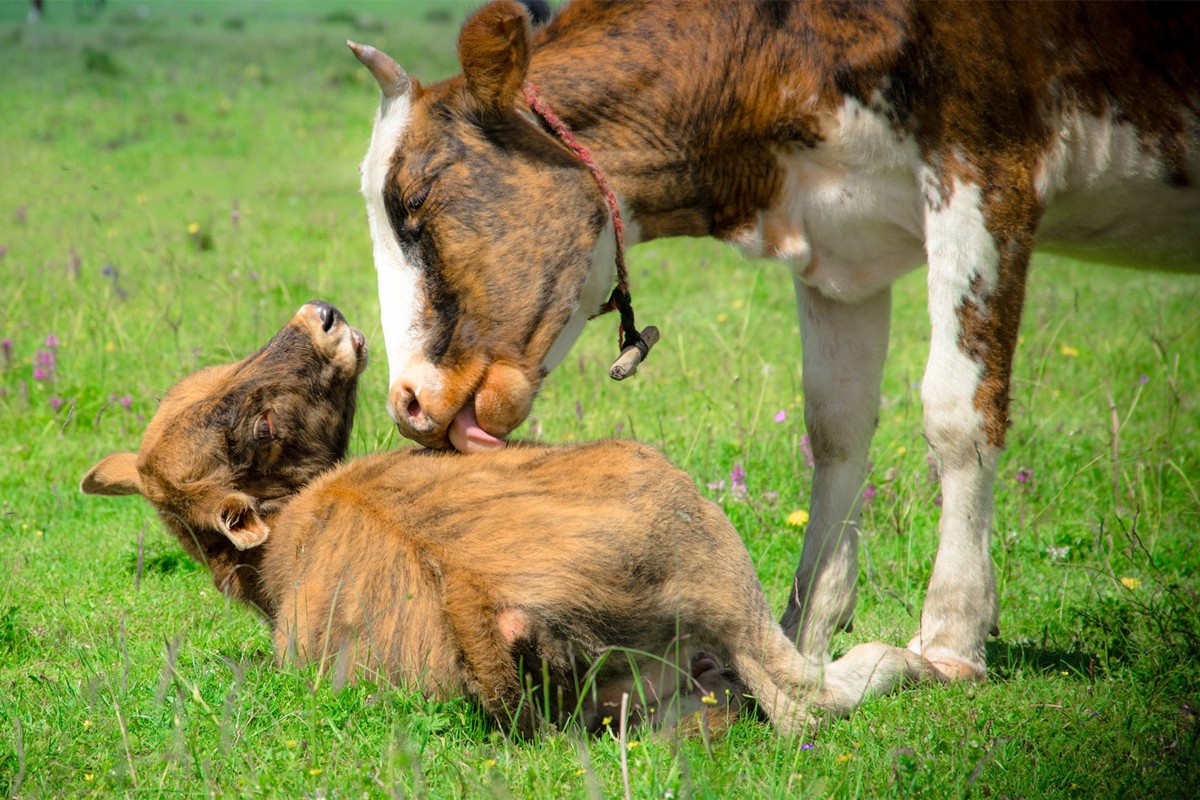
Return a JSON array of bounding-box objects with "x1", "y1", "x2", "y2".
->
[{"x1": 927, "y1": 657, "x2": 986, "y2": 682}]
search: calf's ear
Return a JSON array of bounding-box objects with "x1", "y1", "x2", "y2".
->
[
  {"x1": 458, "y1": 0, "x2": 531, "y2": 114},
  {"x1": 214, "y1": 493, "x2": 271, "y2": 550},
  {"x1": 81, "y1": 453, "x2": 143, "y2": 496}
]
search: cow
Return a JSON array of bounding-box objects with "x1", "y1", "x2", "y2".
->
[
  {"x1": 80, "y1": 301, "x2": 939, "y2": 736},
  {"x1": 348, "y1": 0, "x2": 1200, "y2": 685}
]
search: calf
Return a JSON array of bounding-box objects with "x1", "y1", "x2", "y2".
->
[
  {"x1": 351, "y1": 0, "x2": 1200, "y2": 682},
  {"x1": 82, "y1": 301, "x2": 937, "y2": 736}
]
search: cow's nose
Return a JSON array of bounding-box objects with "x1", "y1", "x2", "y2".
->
[
  {"x1": 388, "y1": 380, "x2": 437, "y2": 435},
  {"x1": 306, "y1": 300, "x2": 344, "y2": 333}
]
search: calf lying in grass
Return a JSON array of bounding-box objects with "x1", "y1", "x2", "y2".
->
[{"x1": 82, "y1": 301, "x2": 938, "y2": 736}]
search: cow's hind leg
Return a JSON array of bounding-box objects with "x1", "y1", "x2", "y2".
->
[
  {"x1": 781, "y1": 283, "x2": 891, "y2": 663},
  {"x1": 912, "y1": 171, "x2": 1036, "y2": 680}
]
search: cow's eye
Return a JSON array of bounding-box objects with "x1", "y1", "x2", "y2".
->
[
  {"x1": 406, "y1": 184, "x2": 430, "y2": 213},
  {"x1": 254, "y1": 412, "x2": 274, "y2": 442}
]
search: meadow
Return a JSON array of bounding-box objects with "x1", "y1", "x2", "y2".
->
[{"x1": 1, "y1": 1, "x2": 1198, "y2": 797}]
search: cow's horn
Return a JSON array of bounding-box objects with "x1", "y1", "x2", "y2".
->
[{"x1": 347, "y1": 40, "x2": 411, "y2": 99}]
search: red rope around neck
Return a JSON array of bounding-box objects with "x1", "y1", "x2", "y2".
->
[{"x1": 522, "y1": 82, "x2": 646, "y2": 356}]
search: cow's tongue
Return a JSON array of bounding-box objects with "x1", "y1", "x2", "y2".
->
[{"x1": 448, "y1": 400, "x2": 506, "y2": 453}]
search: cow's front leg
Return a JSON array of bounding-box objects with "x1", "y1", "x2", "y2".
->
[
  {"x1": 910, "y1": 176, "x2": 1035, "y2": 680},
  {"x1": 781, "y1": 282, "x2": 891, "y2": 664}
]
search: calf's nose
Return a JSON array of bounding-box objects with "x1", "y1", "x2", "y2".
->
[{"x1": 305, "y1": 299, "x2": 344, "y2": 333}]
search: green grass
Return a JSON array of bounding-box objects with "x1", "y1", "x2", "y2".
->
[{"x1": 2, "y1": 2, "x2": 1198, "y2": 797}]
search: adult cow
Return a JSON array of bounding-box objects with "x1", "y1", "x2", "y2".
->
[{"x1": 351, "y1": 1, "x2": 1200, "y2": 682}]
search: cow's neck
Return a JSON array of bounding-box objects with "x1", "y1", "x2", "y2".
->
[{"x1": 526, "y1": 1, "x2": 900, "y2": 241}]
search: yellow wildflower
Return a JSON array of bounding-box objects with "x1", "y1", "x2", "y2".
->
[
  {"x1": 700, "y1": 693, "x2": 718, "y2": 706},
  {"x1": 716, "y1": 313, "x2": 729, "y2": 323},
  {"x1": 308, "y1": 767, "x2": 323, "y2": 776},
  {"x1": 785, "y1": 509, "x2": 810, "y2": 528},
  {"x1": 1060, "y1": 344, "x2": 1080, "y2": 358},
  {"x1": 836, "y1": 753, "x2": 853, "y2": 764},
  {"x1": 1120, "y1": 576, "x2": 1141, "y2": 590},
  {"x1": 732, "y1": 298, "x2": 745, "y2": 310},
  {"x1": 187, "y1": 222, "x2": 201, "y2": 235}
]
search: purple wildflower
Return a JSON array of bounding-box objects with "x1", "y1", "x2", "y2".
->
[
  {"x1": 862, "y1": 483, "x2": 877, "y2": 504},
  {"x1": 799, "y1": 434, "x2": 814, "y2": 468},
  {"x1": 44, "y1": 334, "x2": 59, "y2": 349},
  {"x1": 706, "y1": 480, "x2": 725, "y2": 493},
  {"x1": 119, "y1": 395, "x2": 133, "y2": 409},
  {"x1": 48, "y1": 396, "x2": 64, "y2": 411},
  {"x1": 800, "y1": 743, "x2": 815, "y2": 751},
  {"x1": 33, "y1": 366, "x2": 48, "y2": 381},
  {"x1": 1015, "y1": 467, "x2": 1033, "y2": 485},
  {"x1": 1, "y1": 338, "x2": 12, "y2": 369},
  {"x1": 730, "y1": 463, "x2": 748, "y2": 499},
  {"x1": 102, "y1": 263, "x2": 117, "y2": 278},
  {"x1": 1139, "y1": 375, "x2": 1149, "y2": 385},
  {"x1": 774, "y1": 409, "x2": 787, "y2": 423}
]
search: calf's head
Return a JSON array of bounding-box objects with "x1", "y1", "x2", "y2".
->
[
  {"x1": 354, "y1": 1, "x2": 612, "y2": 452},
  {"x1": 81, "y1": 301, "x2": 367, "y2": 599}
]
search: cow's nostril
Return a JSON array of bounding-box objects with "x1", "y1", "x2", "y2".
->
[
  {"x1": 407, "y1": 398, "x2": 422, "y2": 420},
  {"x1": 307, "y1": 300, "x2": 343, "y2": 333}
]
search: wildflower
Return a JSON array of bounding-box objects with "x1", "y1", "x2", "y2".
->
[
  {"x1": 799, "y1": 434, "x2": 814, "y2": 468},
  {"x1": 1139, "y1": 375, "x2": 1149, "y2": 385},
  {"x1": 33, "y1": 366, "x2": 48, "y2": 381},
  {"x1": 119, "y1": 395, "x2": 133, "y2": 409},
  {"x1": 1120, "y1": 576, "x2": 1141, "y2": 590},
  {"x1": 732, "y1": 298, "x2": 745, "y2": 310},
  {"x1": 308, "y1": 767, "x2": 323, "y2": 776},
  {"x1": 761, "y1": 490, "x2": 779, "y2": 507},
  {"x1": 896, "y1": 445, "x2": 908, "y2": 456},
  {"x1": 483, "y1": 759, "x2": 497, "y2": 768},
  {"x1": 1015, "y1": 467, "x2": 1033, "y2": 484},
  {"x1": 716, "y1": 313, "x2": 729, "y2": 323},
  {"x1": 84, "y1": 774, "x2": 94, "y2": 782},
  {"x1": 601, "y1": 716, "x2": 613, "y2": 726},
  {"x1": 774, "y1": 409, "x2": 787, "y2": 423},
  {"x1": 861, "y1": 483, "x2": 877, "y2": 504},
  {"x1": 1, "y1": 337, "x2": 12, "y2": 369},
  {"x1": 800, "y1": 743, "x2": 815, "y2": 751},
  {"x1": 1059, "y1": 344, "x2": 1080, "y2": 358},
  {"x1": 83, "y1": 719, "x2": 93, "y2": 729},
  {"x1": 285, "y1": 740, "x2": 298, "y2": 748},
  {"x1": 700, "y1": 693, "x2": 718, "y2": 706},
  {"x1": 1047, "y1": 545, "x2": 1070, "y2": 562},
  {"x1": 44, "y1": 334, "x2": 59, "y2": 348},
  {"x1": 706, "y1": 480, "x2": 725, "y2": 493},
  {"x1": 785, "y1": 509, "x2": 810, "y2": 528},
  {"x1": 627, "y1": 741, "x2": 640, "y2": 749},
  {"x1": 835, "y1": 753, "x2": 853, "y2": 763},
  {"x1": 49, "y1": 397, "x2": 63, "y2": 411},
  {"x1": 187, "y1": 222, "x2": 201, "y2": 235},
  {"x1": 730, "y1": 463, "x2": 747, "y2": 499}
]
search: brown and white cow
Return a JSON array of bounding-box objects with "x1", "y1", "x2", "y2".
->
[
  {"x1": 351, "y1": 1, "x2": 1200, "y2": 682},
  {"x1": 81, "y1": 301, "x2": 938, "y2": 736}
]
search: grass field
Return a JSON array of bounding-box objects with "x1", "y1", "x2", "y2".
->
[{"x1": 2, "y1": 2, "x2": 1199, "y2": 797}]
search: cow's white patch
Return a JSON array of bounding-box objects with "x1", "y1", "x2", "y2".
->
[
  {"x1": 1035, "y1": 107, "x2": 1200, "y2": 272},
  {"x1": 359, "y1": 92, "x2": 427, "y2": 393},
  {"x1": 911, "y1": 175, "x2": 999, "y2": 672},
  {"x1": 540, "y1": 201, "x2": 632, "y2": 373},
  {"x1": 735, "y1": 98, "x2": 927, "y2": 303}
]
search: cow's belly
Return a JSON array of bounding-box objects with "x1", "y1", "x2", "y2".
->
[
  {"x1": 1035, "y1": 110, "x2": 1200, "y2": 273},
  {"x1": 731, "y1": 105, "x2": 928, "y2": 303}
]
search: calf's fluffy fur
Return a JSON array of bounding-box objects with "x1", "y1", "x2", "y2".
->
[{"x1": 82, "y1": 302, "x2": 937, "y2": 735}]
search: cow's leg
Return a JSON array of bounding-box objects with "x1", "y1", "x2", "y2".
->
[
  {"x1": 781, "y1": 282, "x2": 891, "y2": 663},
  {"x1": 909, "y1": 175, "x2": 1035, "y2": 680}
]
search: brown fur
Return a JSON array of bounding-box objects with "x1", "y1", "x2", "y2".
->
[{"x1": 82, "y1": 303, "x2": 938, "y2": 736}]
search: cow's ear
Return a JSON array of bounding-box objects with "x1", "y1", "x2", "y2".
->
[
  {"x1": 458, "y1": 0, "x2": 531, "y2": 114},
  {"x1": 214, "y1": 493, "x2": 270, "y2": 550},
  {"x1": 81, "y1": 453, "x2": 143, "y2": 497}
]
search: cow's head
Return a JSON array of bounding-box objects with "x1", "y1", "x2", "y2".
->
[
  {"x1": 353, "y1": 1, "x2": 615, "y2": 452},
  {"x1": 81, "y1": 301, "x2": 367, "y2": 565}
]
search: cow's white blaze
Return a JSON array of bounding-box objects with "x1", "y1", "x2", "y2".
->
[
  {"x1": 1035, "y1": 108, "x2": 1200, "y2": 272},
  {"x1": 912, "y1": 175, "x2": 1000, "y2": 677},
  {"x1": 359, "y1": 92, "x2": 427, "y2": 407}
]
